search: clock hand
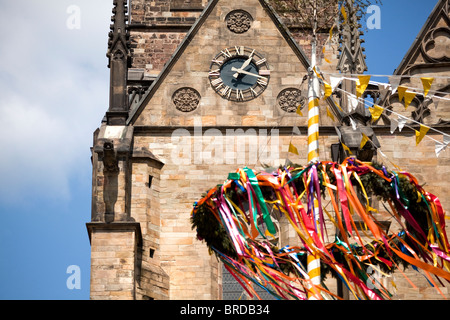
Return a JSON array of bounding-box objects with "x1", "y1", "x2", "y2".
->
[
  {"x1": 231, "y1": 67, "x2": 264, "y2": 78},
  {"x1": 233, "y1": 50, "x2": 255, "y2": 78}
]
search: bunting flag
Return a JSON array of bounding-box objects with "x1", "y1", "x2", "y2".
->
[
  {"x1": 404, "y1": 91, "x2": 417, "y2": 110},
  {"x1": 356, "y1": 75, "x2": 371, "y2": 98},
  {"x1": 323, "y1": 82, "x2": 333, "y2": 99},
  {"x1": 341, "y1": 142, "x2": 352, "y2": 154},
  {"x1": 347, "y1": 94, "x2": 359, "y2": 112},
  {"x1": 341, "y1": 5, "x2": 348, "y2": 23},
  {"x1": 421, "y1": 77, "x2": 434, "y2": 97},
  {"x1": 416, "y1": 124, "x2": 430, "y2": 146},
  {"x1": 350, "y1": 117, "x2": 357, "y2": 131},
  {"x1": 369, "y1": 105, "x2": 384, "y2": 122},
  {"x1": 296, "y1": 104, "x2": 303, "y2": 116},
  {"x1": 389, "y1": 76, "x2": 401, "y2": 93},
  {"x1": 397, "y1": 116, "x2": 407, "y2": 132},
  {"x1": 360, "y1": 132, "x2": 370, "y2": 149},
  {"x1": 326, "y1": 106, "x2": 335, "y2": 121},
  {"x1": 288, "y1": 142, "x2": 299, "y2": 155},
  {"x1": 436, "y1": 135, "x2": 450, "y2": 157},
  {"x1": 397, "y1": 86, "x2": 407, "y2": 102},
  {"x1": 390, "y1": 119, "x2": 398, "y2": 134},
  {"x1": 330, "y1": 76, "x2": 343, "y2": 93},
  {"x1": 191, "y1": 159, "x2": 450, "y2": 300},
  {"x1": 293, "y1": 126, "x2": 301, "y2": 136}
]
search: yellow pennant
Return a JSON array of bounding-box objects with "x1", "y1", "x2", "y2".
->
[
  {"x1": 404, "y1": 91, "x2": 417, "y2": 110},
  {"x1": 341, "y1": 6, "x2": 348, "y2": 23},
  {"x1": 415, "y1": 125, "x2": 430, "y2": 146},
  {"x1": 421, "y1": 77, "x2": 434, "y2": 97},
  {"x1": 369, "y1": 105, "x2": 384, "y2": 122},
  {"x1": 356, "y1": 75, "x2": 371, "y2": 98},
  {"x1": 397, "y1": 86, "x2": 407, "y2": 102},
  {"x1": 323, "y1": 82, "x2": 333, "y2": 99},
  {"x1": 296, "y1": 104, "x2": 303, "y2": 116},
  {"x1": 342, "y1": 143, "x2": 352, "y2": 155},
  {"x1": 360, "y1": 133, "x2": 370, "y2": 149},
  {"x1": 289, "y1": 143, "x2": 299, "y2": 155},
  {"x1": 326, "y1": 106, "x2": 335, "y2": 121}
]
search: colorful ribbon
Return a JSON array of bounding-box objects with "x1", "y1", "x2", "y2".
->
[{"x1": 191, "y1": 158, "x2": 450, "y2": 300}]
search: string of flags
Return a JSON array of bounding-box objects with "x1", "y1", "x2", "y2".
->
[{"x1": 288, "y1": 71, "x2": 450, "y2": 159}]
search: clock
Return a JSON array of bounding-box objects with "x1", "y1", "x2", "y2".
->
[{"x1": 209, "y1": 46, "x2": 270, "y2": 102}]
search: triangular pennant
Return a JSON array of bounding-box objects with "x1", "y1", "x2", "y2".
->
[
  {"x1": 326, "y1": 106, "x2": 335, "y2": 121},
  {"x1": 390, "y1": 119, "x2": 398, "y2": 134},
  {"x1": 397, "y1": 86, "x2": 407, "y2": 102},
  {"x1": 330, "y1": 76, "x2": 343, "y2": 93},
  {"x1": 288, "y1": 143, "x2": 299, "y2": 155},
  {"x1": 348, "y1": 94, "x2": 359, "y2": 112},
  {"x1": 323, "y1": 81, "x2": 333, "y2": 99},
  {"x1": 444, "y1": 135, "x2": 450, "y2": 145},
  {"x1": 342, "y1": 143, "x2": 352, "y2": 155},
  {"x1": 360, "y1": 133, "x2": 370, "y2": 149},
  {"x1": 397, "y1": 116, "x2": 407, "y2": 132},
  {"x1": 296, "y1": 104, "x2": 303, "y2": 116},
  {"x1": 378, "y1": 83, "x2": 390, "y2": 100},
  {"x1": 404, "y1": 91, "x2": 416, "y2": 109},
  {"x1": 415, "y1": 124, "x2": 430, "y2": 146},
  {"x1": 341, "y1": 6, "x2": 348, "y2": 23},
  {"x1": 421, "y1": 77, "x2": 434, "y2": 97},
  {"x1": 293, "y1": 126, "x2": 301, "y2": 136},
  {"x1": 436, "y1": 142, "x2": 448, "y2": 158},
  {"x1": 335, "y1": 126, "x2": 342, "y2": 141},
  {"x1": 389, "y1": 76, "x2": 401, "y2": 93},
  {"x1": 356, "y1": 75, "x2": 371, "y2": 98},
  {"x1": 350, "y1": 117, "x2": 357, "y2": 131},
  {"x1": 369, "y1": 105, "x2": 384, "y2": 122}
]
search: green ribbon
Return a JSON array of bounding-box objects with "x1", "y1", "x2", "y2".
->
[{"x1": 243, "y1": 167, "x2": 277, "y2": 236}]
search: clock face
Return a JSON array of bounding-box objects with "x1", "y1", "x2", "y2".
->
[{"x1": 209, "y1": 46, "x2": 270, "y2": 102}]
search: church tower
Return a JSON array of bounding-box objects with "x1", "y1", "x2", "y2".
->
[
  {"x1": 88, "y1": 0, "x2": 450, "y2": 300},
  {"x1": 87, "y1": 0, "x2": 339, "y2": 300}
]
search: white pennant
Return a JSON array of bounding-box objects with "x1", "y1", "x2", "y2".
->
[
  {"x1": 397, "y1": 116, "x2": 407, "y2": 132},
  {"x1": 389, "y1": 76, "x2": 401, "y2": 94},
  {"x1": 390, "y1": 119, "x2": 398, "y2": 134},
  {"x1": 335, "y1": 126, "x2": 342, "y2": 140},
  {"x1": 436, "y1": 142, "x2": 447, "y2": 157},
  {"x1": 350, "y1": 117, "x2": 357, "y2": 131},
  {"x1": 330, "y1": 76, "x2": 343, "y2": 92},
  {"x1": 293, "y1": 126, "x2": 301, "y2": 136},
  {"x1": 348, "y1": 94, "x2": 359, "y2": 112},
  {"x1": 378, "y1": 83, "x2": 390, "y2": 100},
  {"x1": 435, "y1": 135, "x2": 450, "y2": 157}
]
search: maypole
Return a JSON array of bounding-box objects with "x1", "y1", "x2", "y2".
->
[{"x1": 306, "y1": 0, "x2": 322, "y2": 300}]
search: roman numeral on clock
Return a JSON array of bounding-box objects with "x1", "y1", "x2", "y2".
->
[
  {"x1": 221, "y1": 48, "x2": 232, "y2": 58},
  {"x1": 235, "y1": 46, "x2": 244, "y2": 56},
  {"x1": 209, "y1": 69, "x2": 221, "y2": 77},
  {"x1": 256, "y1": 58, "x2": 267, "y2": 66},
  {"x1": 221, "y1": 86, "x2": 232, "y2": 98},
  {"x1": 257, "y1": 77, "x2": 268, "y2": 87},
  {"x1": 211, "y1": 78, "x2": 223, "y2": 87},
  {"x1": 236, "y1": 89, "x2": 244, "y2": 101}
]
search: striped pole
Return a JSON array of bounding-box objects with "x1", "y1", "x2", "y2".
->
[
  {"x1": 307, "y1": 37, "x2": 321, "y2": 164},
  {"x1": 307, "y1": 199, "x2": 322, "y2": 299},
  {"x1": 306, "y1": 1, "x2": 321, "y2": 298}
]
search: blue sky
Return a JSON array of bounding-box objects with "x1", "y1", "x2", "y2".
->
[{"x1": 0, "y1": 0, "x2": 439, "y2": 300}]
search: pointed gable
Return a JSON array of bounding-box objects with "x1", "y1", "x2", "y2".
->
[
  {"x1": 127, "y1": 0, "x2": 313, "y2": 127},
  {"x1": 395, "y1": 0, "x2": 450, "y2": 76}
]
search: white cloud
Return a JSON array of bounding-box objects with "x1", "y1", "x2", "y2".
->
[{"x1": 0, "y1": 0, "x2": 112, "y2": 203}]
